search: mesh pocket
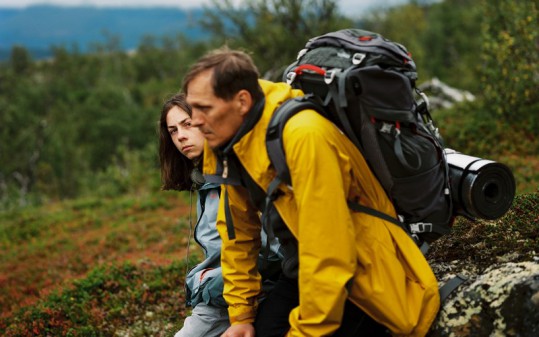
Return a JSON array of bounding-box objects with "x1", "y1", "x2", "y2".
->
[{"x1": 391, "y1": 162, "x2": 451, "y2": 226}]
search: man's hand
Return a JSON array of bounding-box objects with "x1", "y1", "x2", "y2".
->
[{"x1": 220, "y1": 323, "x2": 255, "y2": 337}]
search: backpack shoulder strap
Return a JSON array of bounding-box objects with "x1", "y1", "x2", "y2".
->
[
  {"x1": 266, "y1": 95, "x2": 326, "y2": 187},
  {"x1": 262, "y1": 95, "x2": 325, "y2": 266}
]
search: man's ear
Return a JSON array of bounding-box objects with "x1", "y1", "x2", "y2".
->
[{"x1": 236, "y1": 89, "x2": 253, "y2": 116}]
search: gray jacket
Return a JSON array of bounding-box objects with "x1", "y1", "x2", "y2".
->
[
  {"x1": 185, "y1": 182, "x2": 283, "y2": 308},
  {"x1": 185, "y1": 182, "x2": 226, "y2": 308}
]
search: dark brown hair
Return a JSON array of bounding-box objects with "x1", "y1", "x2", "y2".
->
[
  {"x1": 158, "y1": 93, "x2": 194, "y2": 191},
  {"x1": 182, "y1": 46, "x2": 264, "y2": 102}
]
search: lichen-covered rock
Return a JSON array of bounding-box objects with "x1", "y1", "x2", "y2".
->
[{"x1": 429, "y1": 261, "x2": 539, "y2": 337}]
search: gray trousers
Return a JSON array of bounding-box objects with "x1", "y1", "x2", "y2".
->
[{"x1": 174, "y1": 302, "x2": 229, "y2": 337}]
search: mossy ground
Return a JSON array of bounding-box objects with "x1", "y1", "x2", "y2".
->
[
  {"x1": 0, "y1": 191, "x2": 201, "y2": 336},
  {"x1": 1, "y1": 187, "x2": 537, "y2": 336},
  {"x1": 428, "y1": 190, "x2": 539, "y2": 275}
]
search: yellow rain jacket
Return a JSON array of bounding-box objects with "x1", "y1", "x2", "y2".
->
[{"x1": 203, "y1": 79, "x2": 440, "y2": 337}]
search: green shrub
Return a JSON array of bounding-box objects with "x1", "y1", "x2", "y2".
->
[{"x1": 1, "y1": 261, "x2": 188, "y2": 336}]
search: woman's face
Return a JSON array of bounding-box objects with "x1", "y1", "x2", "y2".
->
[{"x1": 166, "y1": 105, "x2": 205, "y2": 160}]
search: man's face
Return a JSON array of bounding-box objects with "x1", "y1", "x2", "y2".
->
[{"x1": 186, "y1": 69, "x2": 248, "y2": 149}]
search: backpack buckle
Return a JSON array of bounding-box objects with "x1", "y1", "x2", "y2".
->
[
  {"x1": 380, "y1": 122, "x2": 393, "y2": 134},
  {"x1": 324, "y1": 70, "x2": 336, "y2": 84},
  {"x1": 286, "y1": 71, "x2": 297, "y2": 84},
  {"x1": 352, "y1": 53, "x2": 366, "y2": 65},
  {"x1": 418, "y1": 91, "x2": 430, "y2": 110},
  {"x1": 409, "y1": 222, "x2": 433, "y2": 233}
]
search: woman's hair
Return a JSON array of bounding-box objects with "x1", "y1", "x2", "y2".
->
[{"x1": 158, "y1": 93, "x2": 195, "y2": 191}]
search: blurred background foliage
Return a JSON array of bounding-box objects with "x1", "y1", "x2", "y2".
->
[{"x1": 0, "y1": 0, "x2": 537, "y2": 211}]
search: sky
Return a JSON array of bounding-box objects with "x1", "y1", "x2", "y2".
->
[{"x1": 0, "y1": 0, "x2": 408, "y2": 15}]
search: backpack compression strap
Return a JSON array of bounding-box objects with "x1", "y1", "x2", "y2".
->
[{"x1": 327, "y1": 65, "x2": 363, "y2": 149}]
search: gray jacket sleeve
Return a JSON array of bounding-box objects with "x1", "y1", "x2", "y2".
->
[{"x1": 185, "y1": 183, "x2": 227, "y2": 308}]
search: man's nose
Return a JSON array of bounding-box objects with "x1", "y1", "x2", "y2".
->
[{"x1": 191, "y1": 110, "x2": 204, "y2": 128}]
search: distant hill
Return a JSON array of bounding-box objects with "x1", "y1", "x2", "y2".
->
[{"x1": 0, "y1": 5, "x2": 209, "y2": 61}]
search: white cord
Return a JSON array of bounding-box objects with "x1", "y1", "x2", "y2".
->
[{"x1": 184, "y1": 188, "x2": 195, "y2": 282}]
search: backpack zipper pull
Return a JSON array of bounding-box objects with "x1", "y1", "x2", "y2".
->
[{"x1": 222, "y1": 157, "x2": 229, "y2": 179}]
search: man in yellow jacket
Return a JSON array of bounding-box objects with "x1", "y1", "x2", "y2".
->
[{"x1": 182, "y1": 47, "x2": 440, "y2": 337}]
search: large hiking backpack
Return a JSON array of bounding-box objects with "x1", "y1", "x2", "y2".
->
[{"x1": 266, "y1": 28, "x2": 454, "y2": 244}]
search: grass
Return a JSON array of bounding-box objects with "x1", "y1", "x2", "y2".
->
[
  {"x1": 1, "y1": 261, "x2": 189, "y2": 336},
  {"x1": 2, "y1": 189, "x2": 537, "y2": 335},
  {"x1": 0, "y1": 190, "x2": 203, "y2": 335},
  {"x1": 2, "y1": 188, "x2": 538, "y2": 335}
]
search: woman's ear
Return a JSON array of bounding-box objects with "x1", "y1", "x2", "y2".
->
[{"x1": 236, "y1": 90, "x2": 253, "y2": 116}]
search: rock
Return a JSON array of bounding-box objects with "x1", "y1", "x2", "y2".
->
[
  {"x1": 429, "y1": 261, "x2": 539, "y2": 337},
  {"x1": 418, "y1": 77, "x2": 475, "y2": 110}
]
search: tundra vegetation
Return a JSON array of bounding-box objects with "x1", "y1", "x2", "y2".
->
[{"x1": 0, "y1": 0, "x2": 537, "y2": 335}]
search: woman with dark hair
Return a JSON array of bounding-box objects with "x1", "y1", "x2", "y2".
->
[
  {"x1": 159, "y1": 93, "x2": 203, "y2": 190},
  {"x1": 159, "y1": 93, "x2": 229, "y2": 337}
]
